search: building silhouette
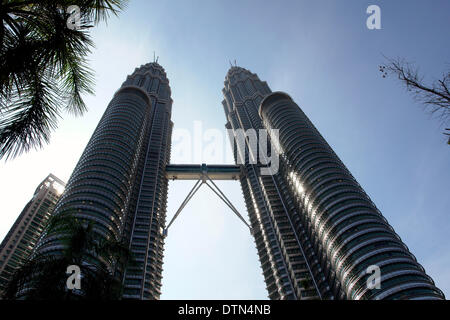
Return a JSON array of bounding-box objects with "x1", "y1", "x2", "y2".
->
[
  {"x1": 17, "y1": 63, "x2": 444, "y2": 300},
  {"x1": 223, "y1": 67, "x2": 325, "y2": 299},
  {"x1": 0, "y1": 174, "x2": 65, "y2": 296},
  {"x1": 33, "y1": 63, "x2": 173, "y2": 300},
  {"x1": 222, "y1": 66, "x2": 444, "y2": 300}
]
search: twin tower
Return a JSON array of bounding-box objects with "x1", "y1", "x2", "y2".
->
[{"x1": 34, "y1": 63, "x2": 444, "y2": 300}]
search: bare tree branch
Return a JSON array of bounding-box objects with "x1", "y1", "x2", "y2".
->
[{"x1": 380, "y1": 57, "x2": 450, "y2": 144}]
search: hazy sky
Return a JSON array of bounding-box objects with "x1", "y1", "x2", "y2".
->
[{"x1": 1, "y1": 0, "x2": 449, "y2": 299}]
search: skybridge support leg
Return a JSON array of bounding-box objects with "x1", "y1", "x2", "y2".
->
[
  {"x1": 164, "y1": 180, "x2": 203, "y2": 237},
  {"x1": 204, "y1": 176, "x2": 253, "y2": 234},
  {"x1": 164, "y1": 176, "x2": 253, "y2": 237}
]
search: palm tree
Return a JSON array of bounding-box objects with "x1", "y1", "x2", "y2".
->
[
  {"x1": 0, "y1": 0, "x2": 128, "y2": 160},
  {"x1": 3, "y1": 214, "x2": 134, "y2": 300}
]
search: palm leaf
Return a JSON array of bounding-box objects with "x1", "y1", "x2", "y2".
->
[
  {"x1": 0, "y1": 0, "x2": 128, "y2": 160},
  {"x1": 0, "y1": 67, "x2": 61, "y2": 159}
]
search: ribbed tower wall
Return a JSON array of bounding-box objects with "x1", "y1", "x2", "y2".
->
[
  {"x1": 34, "y1": 63, "x2": 173, "y2": 300},
  {"x1": 223, "y1": 67, "x2": 331, "y2": 299},
  {"x1": 259, "y1": 92, "x2": 445, "y2": 300}
]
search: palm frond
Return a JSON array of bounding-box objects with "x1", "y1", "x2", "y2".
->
[
  {"x1": 0, "y1": 68, "x2": 61, "y2": 160},
  {"x1": 78, "y1": 0, "x2": 130, "y2": 24},
  {"x1": 0, "y1": 0, "x2": 128, "y2": 160}
]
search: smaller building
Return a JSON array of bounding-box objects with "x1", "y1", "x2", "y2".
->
[{"x1": 0, "y1": 174, "x2": 66, "y2": 296}]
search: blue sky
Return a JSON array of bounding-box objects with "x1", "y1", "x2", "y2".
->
[{"x1": 0, "y1": 0, "x2": 449, "y2": 299}]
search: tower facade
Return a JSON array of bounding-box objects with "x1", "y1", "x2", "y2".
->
[
  {"x1": 0, "y1": 174, "x2": 65, "y2": 296},
  {"x1": 9, "y1": 63, "x2": 443, "y2": 300},
  {"x1": 33, "y1": 63, "x2": 173, "y2": 300},
  {"x1": 223, "y1": 67, "x2": 329, "y2": 299},
  {"x1": 222, "y1": 66, "x2": 445, "y2": 300}
]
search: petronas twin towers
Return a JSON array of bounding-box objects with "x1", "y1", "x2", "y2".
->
[{"x1": 33, "y1": 62, "x2": 444, "y2": 300}]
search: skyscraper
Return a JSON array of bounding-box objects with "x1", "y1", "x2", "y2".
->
[
  {"x1": 20, "y1": 63, "x2": 444, "y2": 300},
  {"x1": 0, "y1": 174, "x2": 65, "y2": 296},
  {"x1": 223, "y1": 67, "x2": 326, "y2": 300},
  {"x1": 33, "y1": 63, "x2": 173, "y2": 300},
  {"x1": 222, "y1": 66, "x2": 445, "y2": 300}
]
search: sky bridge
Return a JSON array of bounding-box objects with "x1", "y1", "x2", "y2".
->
[
  {"x1": 164, "y1": 164, "x2": 251, "y2": 237},
  {"x1": 165, "y1": 164, "x2": 242, "y2": 181}
]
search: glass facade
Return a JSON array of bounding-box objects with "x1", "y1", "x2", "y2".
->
[
  {"x1": 9, "y1": 63, "x2": 443, "y2": 300},
  {"x1": 33, "y1": 63, "x2": 173, "y2": 300},
  {"x1": 0, "y1": 174, "x2": 65, "y2": 296},
  {"x1": 257, "y1": 90, "x2": 445, "y2": 300},
  {"x1": 222, "y1": 67, "x2": 444, "y2": 300},
  {"x1": 223, "y1": 67, "x2": 329, "y2": 300}
]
